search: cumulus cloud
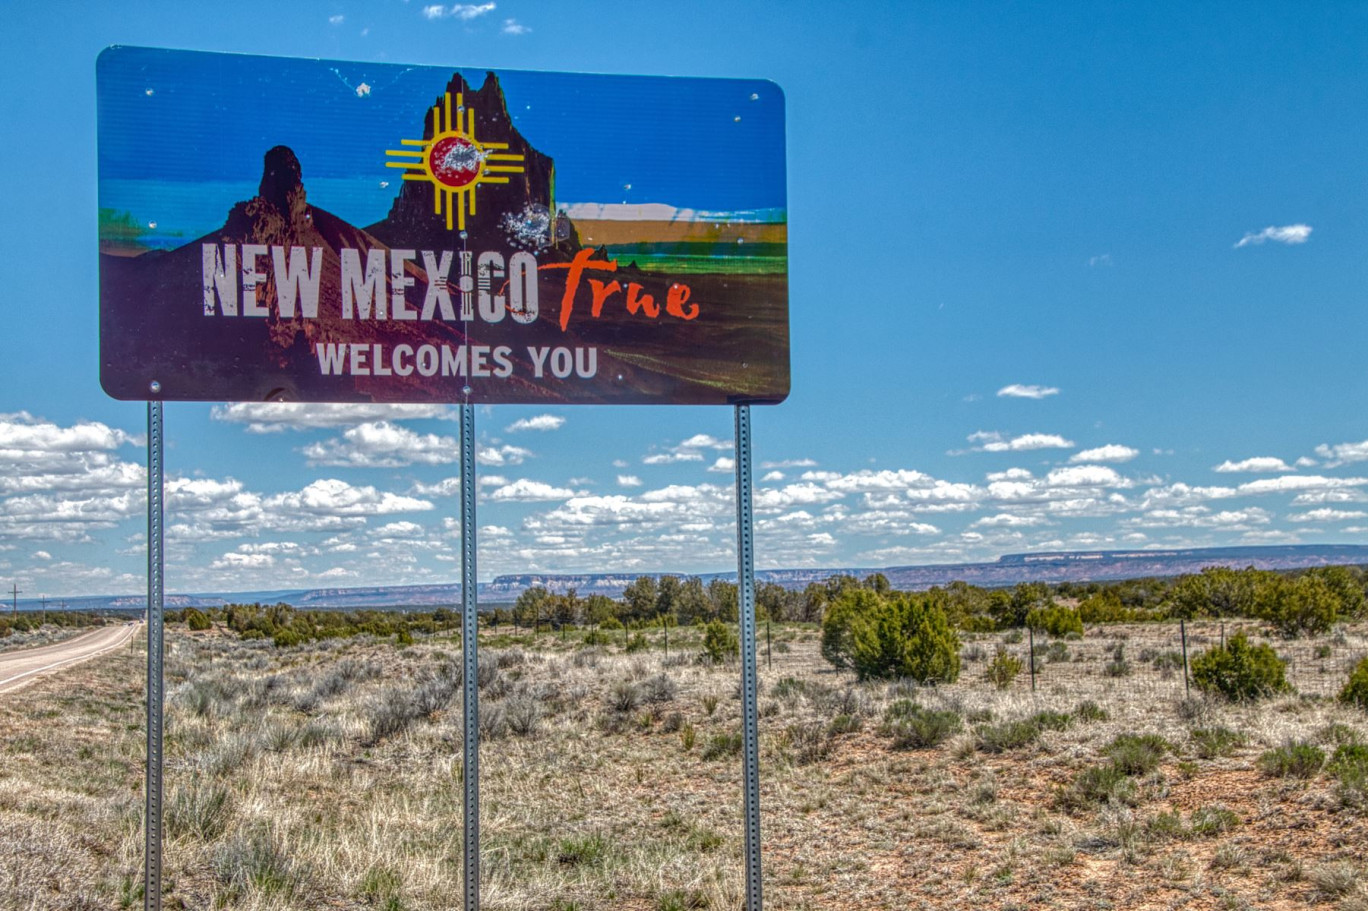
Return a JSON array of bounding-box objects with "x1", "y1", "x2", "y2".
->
[
  {"x1": 760, "y1": 458, "x2": 817, "y2": 469},
  {"x1": 266, "y1": 479, "x2": 432, "y2": 516},
  {"x1": 617, "y1": 475, "x2": 642, "y2": 487},
  {"x1": 1213, "y1": 456, "x2": 1293, "y2": 473},
  {"x1": 505, "y1": 414, "x2": 564, "y2": 433},
  {"x1": 488, "y1": 479, "x2": 579, "y2": 502},
  {"x1": 477, "y1": 444, "x2": 533, "y2": 467},
  {"x1": 1314, "y1": 440, "x2": 1368, "y2": 467},
  {"x1": 997, "y1": 384, "x2": 1059, "y2": 399},
  {"x1": 1288, "y1": 509, "x2": 1368, "y2": 523},
  {"x1": 1235, "y1": 224, "x2": 1312, "y2": 248},
  {"x1": 0, "y1": 412, "x2": 134, "y2": 455},
  {"x1": 302, "y1": 422, "x2": 458, "y2": 468},
  {"x1": 965, "y1": 431, "x2": 1074, "y2": 453},
  {"x1": 1070, "y1": 445, "x2": 1138, "y2": 464},
  {"x1": 502, "y1": 18, "x2": 529, "y2": 33},
  {"x1": 1236, "y1": 475, "x2": 1368, "y2": 496},
  {"x1": 707, "y1": 457, "x2": 736, "y2": 473},
  {"x1": 212, "y1": 403, "x2": 452, "y2": 433}
]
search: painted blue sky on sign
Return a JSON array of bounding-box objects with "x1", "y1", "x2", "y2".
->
[
  {"x1": 98, "y1": 47, "x2": 787, "y2": 242},
  {"x1": 4, "y1": 1, "x2": 1368, "y2": 598}
]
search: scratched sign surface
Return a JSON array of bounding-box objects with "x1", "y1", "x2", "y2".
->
[{"x1": 97, "y1": 47, "x2": 788, "y2": 405}]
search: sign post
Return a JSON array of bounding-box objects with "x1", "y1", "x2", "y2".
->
[
  {"x1": 144, "y1": 399, "x2": 165, "y2": 911},
  {"x1": 99, "y1": 47, "x2": 787, "y2": 911},
  {"x1": 734, "y1": 404, "x2": 763, "y2": 910},
  {"x1": 460, "y1": 402, "x2": 480, "y2": 908}
]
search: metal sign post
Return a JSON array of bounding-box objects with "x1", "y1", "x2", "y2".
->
[
  {"x1": 734, "y1": 404, "x2": 763, "y2": 910},
  {"x1": 460, "y1": 402, "x2": 480, "y2": 910},
  {"x1": 144, "y1": 398, "x2": 165, "y2": 911}
]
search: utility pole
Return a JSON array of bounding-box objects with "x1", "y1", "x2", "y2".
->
[
  {"x1": 40, "y1": 596, "x2": 47, "y2": 627},
  {"x1": 10, "y1": 582, "x2": 18, "y2": 617}
]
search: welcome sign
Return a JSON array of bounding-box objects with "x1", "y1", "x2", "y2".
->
[{"x1": 97, "y1": 47, "x2": 789, "y2": 405}]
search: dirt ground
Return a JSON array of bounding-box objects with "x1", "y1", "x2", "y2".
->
[{"x1": 0, "y1": 621, "x2": 1365, "y2": 910}]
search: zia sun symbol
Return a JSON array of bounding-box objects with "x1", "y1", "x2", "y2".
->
[{"x1": 385, "y1": 91, "x2": 525, "y2": 232}]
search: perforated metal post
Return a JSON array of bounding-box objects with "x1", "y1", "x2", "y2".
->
[
  {"x1": 144, "y1": 399, "x2": 165, "y2": 911},
  {"x1": 734, "y1": 404, "x2": 763, "y2": 910},
  {"x1": 460, "y1": 402, "x2": 480, "y2": 910}
]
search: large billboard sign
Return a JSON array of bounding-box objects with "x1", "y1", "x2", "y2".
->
[{"x1": 97, "y1": 47, "x2": 788, "y2": 405}]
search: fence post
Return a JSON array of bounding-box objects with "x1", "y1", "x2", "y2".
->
[
  {"x1": 1180, "y1": 618, "x2": 1190, "y2": 698},
  {"x1": 1027, "y1": 626, "x2": 1036, "y2": 693}
]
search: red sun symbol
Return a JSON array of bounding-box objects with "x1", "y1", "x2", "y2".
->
[{"x1": 428, "y1": 135, "x2": 485, "y2": 189}]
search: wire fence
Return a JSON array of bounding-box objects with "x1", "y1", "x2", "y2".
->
[{"x1": 954, "y1": 620, "x2": 1368, "y2": 700}]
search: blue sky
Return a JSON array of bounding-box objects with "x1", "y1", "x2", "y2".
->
[{"x1": 4, "y1": 1, "x2": 1368, "y2": 598}]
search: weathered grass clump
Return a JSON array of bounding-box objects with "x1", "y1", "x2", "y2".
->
[
  {"x1": 1258, "y1": 740, "x2": 1326, "y2": 778},
  {"x1": 1190, "y1": 726, "x2": 1246, "y2": 759},
  {"x1": 1341, "y1": 657, "x2": 1368, "y2": 712},
  {"x1": 882, "y1": 700, "x2": 962, "y2": 749}
]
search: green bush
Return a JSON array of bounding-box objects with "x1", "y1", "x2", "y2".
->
[
  {"x1": 1190, "y1": 632, "x2": 1291, "y2": 701},
  {"x1": 1025, "y1": 605, "x2": 1084, "y2": 639},
  {"x1": 701, "y1": 620, "x2": 738, "y2": 664},
  {"x1": 820, "y1": 589, "x2": 874, "y2": 670},
  {"x1": 1255, "y1": 573, "x2": 1340, "y2": 638},
  {"x1": 1104, "y1": 733, "x2": 1170, "y2": 776},
  {"x1": 1074, "y1": 700, "x2": 1109, "y2": 723},
  {"x1": 974, "y1": 720, "x2": 1041, "y2": 753},
  {"x1": 1190, "y1": 727, "x2": 1246, "y2": 760},
  {"x1": 1258, "y1": 741, "x2": 1324, "y2": 778},
  {"x1": 183, "y1": 607, "x2": 212, "y2": 631},
  {"x1": 984, "y1": 647, "x2": 1022, "y2": 689},
  {"x1": 1058, "y1": 763, "x2": 1137, "y2": 811},
  {"x1": 882, "y1": 702, "x2": 962, "y2": 749},
  {"x1": 1339, "y1": 657, "x2": 1368, "y2": 712},
  {"x1": 842, "y1": 592, "x2": 960, "y2": 683}
]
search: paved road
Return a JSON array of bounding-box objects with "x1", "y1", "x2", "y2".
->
[{"x1": 0, "y1": 623, "x2": 141, "y2": 694}]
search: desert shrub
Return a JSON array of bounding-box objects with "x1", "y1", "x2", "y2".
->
[
  {"x1": 365, "y1": 688, "x2": 420, "y2": 745},
  {"x1": 414, "y1": 675, "x2": 459, "y2": 717},
  {"x1": 974, "y1": 720, "x2": 1041, "y2": 753},
  {"x1": 820, "y1": 589, "x2": 873, "y2": 670},
  {"x1": 166, "y1": 782, "x2": 234, "y2": 841},
  {"x1": 701, "y1": 620, "x2": 738, "y2": 664},
  {"x1": 1189, "y1": 804, "x2": 1240, "y2": 837},
  {"x1": 1257, "y1": 740, "x2": 1325, "y2": 778},
  {"x1": 1104, "y1": 733, "x2": 1170, "y2": 775},
  {"x1": 1190, "y1": 726, "x2": 1246, "y2": 759},
  {"x1": 787, "y1": 721, "x2": 834, "y2": 764},
  {"x1": 828, "y1": 713, "x2": 863, "y2": 735},
  {"x1": 556, "y1": 833, "x2": 609, "y2": 868},
  {"x1": 1102, "y1": 643, "x2": 1131, "y2": 677},
  {"x1": 608, "y1": 681, "x2": 641, "y2": 714},
  {"x1": 214, "y1": 825, "x2": 307, "y2": 899},
  {"x1": 183, "y1": 607, "x2": 212, "y2": 631},
  {"x1": 984, "y1": 647, "x2": 1022, "y2": 689},
  {"x1": 1025, "y1": 605, "x2": 1084, "y2": 639},
  {"x1": 883, "y1": 702, "x2": 962, "y2": 749},
  {"x1": 1029, "y1": 710, "x2": 1073, "y2": 731},
  {"x1": 479, "y1": 702, "x2": 508, "y2": 739},
  {"x1": 1255, "y1": 573, "x2": 1340, "y2": 637},
  {"x1": 640, "y1": 673, "x2": 677, "y2": 705},
  {"x1": 505, "y1": 694, "x2": 542, "y2": 737},
  {"x1": 842, "y1": 593, "x2": 960, "y2": 684},
  {"x1": 1058, "y1": 763, "x2": 1137, "y2": 811},
  {"x1": 1329, "y1": 744, "x2": 1368, "y2": 808},
  {"x1": 625, "y1": 632, "x2": 650, "y2": 653},
  {"x1": 1044, "y1": 640, "x2": 1071, "y2": 663},
  {"x1": 702, "y1": 731, "x2": 743, "y2": 761},
  {"x1": 1074, "y1": 700, "x2": 1109, "y2": 723},
  {"x1": 1190, "y1": 632, "x2": 1291, "y2": 701},
  {"x1": 1339, "y1": 657, "x2": 1368, "y2": 712}
]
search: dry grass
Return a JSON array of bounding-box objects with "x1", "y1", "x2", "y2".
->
[{"x1": 0, "y1": 621, "x2": 1366, "y2": 910}]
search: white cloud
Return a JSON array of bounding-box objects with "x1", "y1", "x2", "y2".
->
[
  {"x1": 1288, "y1": 509, "x2": 1368, "y2": 523},
  {"x1": 708, "y1": 457, "x2": 736, "y2": 473},
  {"x1": 489, "y1": 479, "x2": 578, "y2": 502},
  {"x1": 266, "y1": 479, "x2": 433, "y2": 516},
  {"x1": 1088, "y1": 254, "x2": 1113, "y2": 268},
  {"x1": 502, "y1": 18, "x2": 529, "y2": 33},
  {"x1": 302, "y1": 422, "x2": 458, "y2": 468},
  {"x1": 374, "y1": 521, "x2": 425, "y2": 538},
  {"x1": 1235, "y1": 224, "x2": 1312, "y2": 248},
  {"x1": 1071, "y1": 445, "x2": 1139, "y2": 464},
  {"x1": 212, "y1": 403, "x2": 452, "y2": 433},
  {"x1": 762, "y1": 471, "x2": 785, "y2": 482},
  {"x1": 617, "y1": 475, "x2": 642, "y2": 487},
  {"x1": 1213, "y1": 456, "x2": 1292, "y2": 473},
  {"x1": 643, "y1": 452, "x2": 704, "y2": 465},
  {"x1": 1045, "y1": 465, "x2": 1130, "y2": 488},
  {"x1": 477, "y1": 444, "x2": 533, "y2": 467},
  {"x1": 967, "y1": 431, "x2": 1074, "y2": 453},
  {"x1": 505, "y1": 414, "x2": 564, "y2": 433},
  {"x1": 1236, "y1": 475, "x2": 1368, "y2": 495},
  {"x1": 328, "y1": 14, "x2": 344, "y2": 25},
  {"x1": 1314, "y1": 440, "x2": 1368, "y2": 466},
  {"x1": 0, "y1": 412, "x2": 133, "y2": 455},
  {"x1": 997, "y1": 384, "x2": 1059, "y2": 399},
  {"x1": 971, "y1": 513, "x2": 1049, "y2": 528},
  {"x1": 424, "y1": 2, "x2": 496, "y2": 20},
  {"x1": 212, "y1": 552, "x2": 274, "y2": 570},
  {"x1": 760, "y1": 458, "x2": 817, "y2": 469}
]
